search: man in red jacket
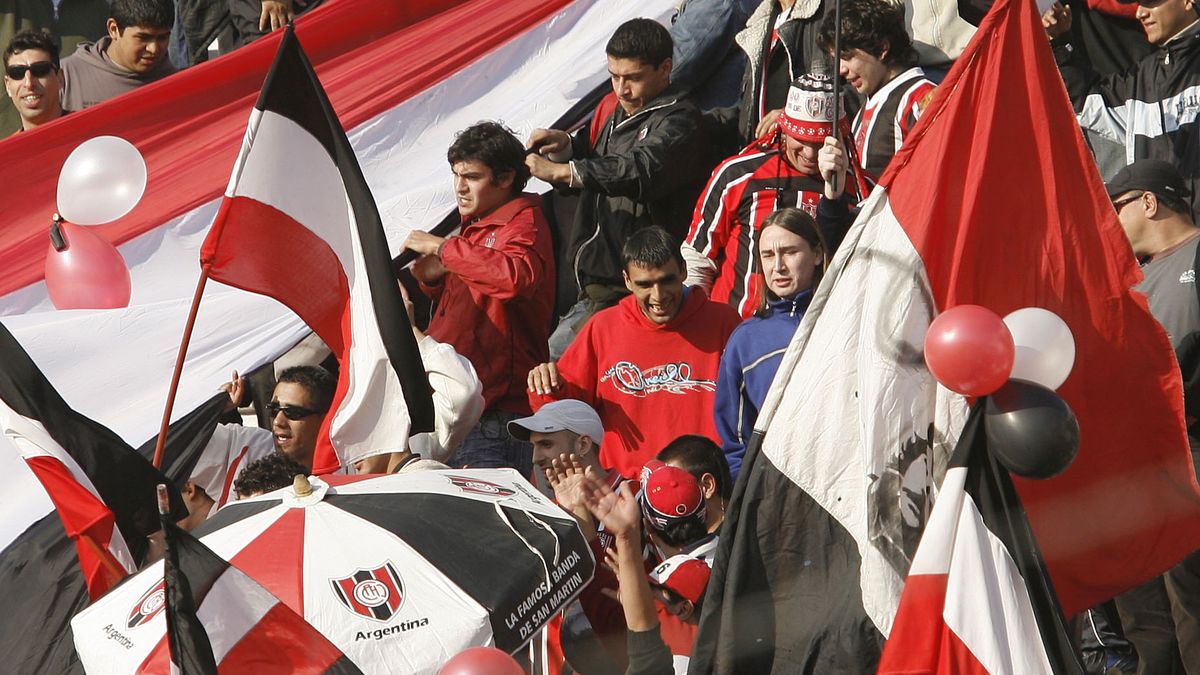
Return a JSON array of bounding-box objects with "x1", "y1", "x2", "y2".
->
[
  {"x1": 528, "y1": 226, "x2": 740, "y2": 478},
  {"x1": 402, "y1": 121, "x2": 555, "y2": 478}
]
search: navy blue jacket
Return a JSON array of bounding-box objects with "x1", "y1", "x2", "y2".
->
[{"x1": 714, "y1": 291, "x2": 812, "y2": 479}]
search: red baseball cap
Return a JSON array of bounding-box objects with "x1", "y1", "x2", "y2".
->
[
  {"x1": 639, "y1": 461, "x2": 706, "y2": 531},
  {"x1": 649, "y1": 554, "x2": 711, "y2": 606}
]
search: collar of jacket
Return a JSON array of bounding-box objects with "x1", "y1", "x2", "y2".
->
[
  {"x1": 767, "y1": 288, "x2": 814, "y2": 317},
  {"x1": 736, "y1": 0, "x2": 820, "y2": 55},
  {"x1": 459, "y1": 192, "x2": 541, "y2": 230},
  {"x1": 1161, "y1": 20, "x2": 1200, "y2": 59},
  {"x1": 612, "y1": 85, "x2": 689, "y2": 130}
]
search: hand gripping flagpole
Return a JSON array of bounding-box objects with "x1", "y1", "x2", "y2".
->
[
  {"x1": 151, "y1": 266, "x2": 211, "y2": 469},
  {"x1": 827, "y1": 0, "x2": 843, "y2": 197}
]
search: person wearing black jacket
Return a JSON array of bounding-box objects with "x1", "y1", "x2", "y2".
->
[
  {"x1": 528, "y1": 18, "x2": 710, "y2": 356},
  {"x1": 1045, "y1": 0, "x2": 1200, "y2": 219}
]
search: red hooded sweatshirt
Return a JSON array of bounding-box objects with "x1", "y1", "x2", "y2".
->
[
  {"x1": 532, "y1": 288, "x2": 740, "y2": 477},
  {"x1": 424, "y1": 193, "x2": 554, "y2": 414}
]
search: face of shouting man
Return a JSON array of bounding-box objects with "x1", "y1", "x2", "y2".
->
[{"x1": 624, "y1": 257, "x2": 686, "y2": 325}]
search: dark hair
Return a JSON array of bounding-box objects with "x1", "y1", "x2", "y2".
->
[
  {"x1": 606, "y1": 18, "x2": 673, "y2": 67},
  {"x1": 447, "y1": 121, "x2": 531, "y2": 194},
  {"x1": 4, "y1": 30, "x2": 61, "y2": 69},
  {"x1": 816, "y1": 0, "x2": 917, "y2": 69},
  {"x1": 111, "y1": 0, "x2": 174, "y2": 32},
  {"x1": 659, "y1": 435, "x2": 732, "y2": 501},
  {"x1": 651, "y1": 514, "x2": 709, "y2": 548},
  {"x1": 277, "y1": 365, "x2": 337, "y2": 412},
  {"x1": 1153, "y1": 191, "x2": 1192, "y2": 217},
  {"x1": 621, "y1": 226, "x2": 685, "y2": 272},
  {"x1": 753, "y1": 208, "x2": 827, "y2": 316},
  {"x1": 233, "y1": 452, "x2": 310, "y2": 498}
]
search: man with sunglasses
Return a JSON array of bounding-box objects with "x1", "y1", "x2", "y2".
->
[
  {"x1": 186, "y1": 365, "x2": 334, "y2": 515},
  {"x1": 1045, "y1": 0, "x2": 1200, "y2": 218},
  {"x1": 3, "y1": 30, "x2": 66, "y2": 133},
  {"x1": 1107, "y1": 158, "x2": 1200, "y2": 673}
]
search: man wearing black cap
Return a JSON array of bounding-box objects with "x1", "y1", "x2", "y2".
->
[
  {"x1": 1045, "y1": 0, "x2": 1200, "y2": 218},
  {"x1": 1107, "y1": 158, "x2": 1200, "y2": 673}
]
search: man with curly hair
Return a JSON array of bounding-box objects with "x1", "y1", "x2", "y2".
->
[
  {"x1": 817, "y1": 0, "x2": 935, "y2": 188},
  {"x1": 401, "y1": 121, "x2": 555, "y2": 478}
]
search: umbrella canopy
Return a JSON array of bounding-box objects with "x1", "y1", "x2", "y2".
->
[{"x1": 72, "y1": 469, "x2": 594, "y2": 673}]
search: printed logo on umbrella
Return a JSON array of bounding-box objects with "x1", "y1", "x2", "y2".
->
[
  {"x1": 127, "y1": 580, "x2": 166, "y2": 629},
  {"x1": 445, "y1": 474, "x2": 516, "y2": 497},
  {"x1": 330, "y1": 562, "x2": 405, "y2": 622}
]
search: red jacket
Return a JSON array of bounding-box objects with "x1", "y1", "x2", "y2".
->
[
  {"x1": 532, "y1": 288, "x2": 740, "y2": 477},
  {"x1": 424, "y1": 194, "x2": 554, "y2": 414}
]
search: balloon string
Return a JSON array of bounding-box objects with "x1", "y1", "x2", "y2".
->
[{"x1": 151, "y1": 265, "x2": 211, "y2": 469}]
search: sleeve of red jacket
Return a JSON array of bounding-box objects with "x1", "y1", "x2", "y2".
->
[{"x1": 438, "y1": 210, "x2": 549, "y2": 301}]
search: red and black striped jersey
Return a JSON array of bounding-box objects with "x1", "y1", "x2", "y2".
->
[
  {"x1": 853, "y1": 67, "x2": 936, "y2": 188},
  {"x1": 682, "y1": 146, "x2": 826, "y2": 318}
]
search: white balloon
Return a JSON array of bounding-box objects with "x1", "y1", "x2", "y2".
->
[
  {"x1": 1003, "y1": 307, "x2": 1076, "y2": 390},
  {"x1": 56, "y1": 136, "x2": 148, "y2": 225}
]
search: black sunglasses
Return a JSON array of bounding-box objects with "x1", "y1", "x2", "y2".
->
[
  {"x1": 267, "y1": 401, "x2": 324, "y2": 420},
  {"x1": 5, "y1": 61, "x2": 55, "y2": 80},
  {"x1": 1112, "y1": 192, "x2": 1144, "y2": 211}
]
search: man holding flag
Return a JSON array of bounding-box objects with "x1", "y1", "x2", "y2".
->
[{"x1": 402, "y1": 121, "x2": 555, "y2": 478}]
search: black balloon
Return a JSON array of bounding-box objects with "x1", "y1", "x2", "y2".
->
[{"x1": 984, "y1": 379, "x2": 1080, "y2": 479}]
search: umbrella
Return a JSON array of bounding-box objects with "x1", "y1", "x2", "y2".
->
[{"x1": 71, "y1": 469, "x2": 595, "y2": 673}]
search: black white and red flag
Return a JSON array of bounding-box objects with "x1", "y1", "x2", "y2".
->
[
  {"x1": 199, "y1": 25, "x2": 435, "y2": 475},
  {"x1": 0, "y1": 320, "x2": 184, "y2": 673},
  {"x1": 878, "y1": 405, "x2": 1085, "y2": 674},
  {"x1": 690, "y1": 0, "x2": 1200, "y2": 668}
]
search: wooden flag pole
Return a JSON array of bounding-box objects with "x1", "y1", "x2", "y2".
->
[{"x1": 151, "y1": 266, "x2": 211, "y2": 469}]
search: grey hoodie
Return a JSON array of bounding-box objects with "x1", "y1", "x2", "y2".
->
[{"x1": 60, "y1": 36, "x2": 176, "y2": 111}]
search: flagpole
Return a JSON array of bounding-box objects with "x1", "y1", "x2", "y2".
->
[
  {"x1": 828, "y1": 0, "x2": 843, "y2": 196},
  {"x1": 151, "y1": 267, "x2": 211, "y2": 469}
]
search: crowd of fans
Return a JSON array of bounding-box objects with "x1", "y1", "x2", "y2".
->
[{"x1": 8, "y1": 0, "x2": 1200, "y2": 672}]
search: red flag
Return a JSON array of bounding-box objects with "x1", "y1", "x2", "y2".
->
[
  {"x1": 691, "y1": 0, "x2": 1200, "y2": 667},
  {"x1": 880, "y1": 0, "x2": 1200, "y2": 614}
]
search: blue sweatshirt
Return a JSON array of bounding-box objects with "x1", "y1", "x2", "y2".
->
[{"x1": 713, "y1": 291, "x2": 812, "y2": 479}]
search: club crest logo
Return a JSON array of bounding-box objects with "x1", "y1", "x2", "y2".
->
[
  {"x1": 446, "y1": 475, "x2": 516, "y2": 497},
  {"x1": 331, "y1": 562, "x2": 405, "y2": 622},
  {"x1": 127, "y1": 580, "x2": 166, "y2": 629}
]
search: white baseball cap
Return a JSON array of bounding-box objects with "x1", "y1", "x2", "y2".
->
[{"x1": 508, "y1": 399, "x2": 605, "y2": 443}]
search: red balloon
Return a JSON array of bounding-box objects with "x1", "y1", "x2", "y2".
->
[
  {"x1": 439, "y1": 647, "x2": 524, "y2": 675},
  {"x1": 924, "y1": 304, "x2": 1014, "y2": 396},
  {"x1": 44, "y1": 221, "x2": 131, "y2": 310}
]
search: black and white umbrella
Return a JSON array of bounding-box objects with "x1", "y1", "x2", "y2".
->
[{"x1": 72, "y1": 469, "x2": 594, "y2": 673}]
